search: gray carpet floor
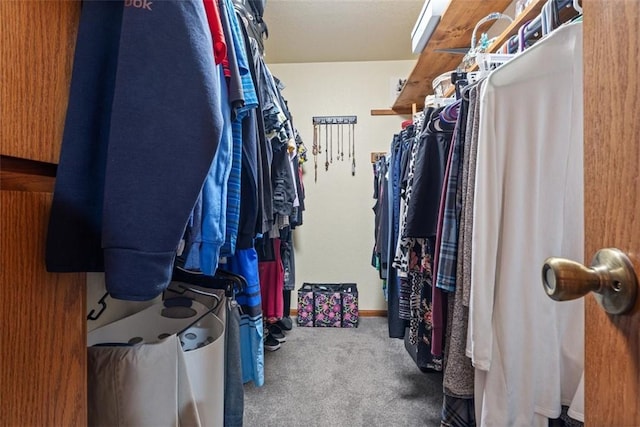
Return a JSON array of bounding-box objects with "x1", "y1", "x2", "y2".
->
[{"x1": 243, "y1": 317, "x2": 443, "y2": 427}]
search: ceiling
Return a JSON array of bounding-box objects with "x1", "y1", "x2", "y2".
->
[{"x1": 262, "y1": 0, "x2": 425, "y2": 64}]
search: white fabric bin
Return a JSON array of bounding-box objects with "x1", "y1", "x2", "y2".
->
[{"x1": 88, "y1": 299, "x2": 225, "y2": 427}]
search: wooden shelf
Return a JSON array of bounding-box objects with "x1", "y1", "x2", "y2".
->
[
  {"x1": 439, "y1": 0, "x2": 548, "y2": 98},
  {"x1": 440, "y1": 0, "x2": 578, "y2": 98},
  {"x1": 370, "y1": 109, "x2": 404, "y2": 116},
  {"x1": 391, "y1": 0, "x2": 513, "y2": 113}
]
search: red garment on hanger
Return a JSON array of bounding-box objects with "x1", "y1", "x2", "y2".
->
[
  {"x1": 258, "y1": 239, "x2": 284, "y2": 320},
  {"x1": 202, "y1": 0, "x2": 227, "y2": 66}
]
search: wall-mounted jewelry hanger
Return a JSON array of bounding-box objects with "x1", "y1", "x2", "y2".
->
[{"x1": 311, "y1": 115, "x2": 358, "y2": 182}]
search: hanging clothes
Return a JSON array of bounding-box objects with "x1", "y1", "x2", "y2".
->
[
  {"x1": 469, "y1": 22, "x2": 584, "y2": 426},
  {"x1": 280, "y1": 226, "x2": 296, "y2": 292},
  {"x1": 371, "y1": 105, "x2": 454, "y2": 370},
  {"x1": 183, "y1": 0, "x2": 257, "y2": 273},
  {"x1": 219, "y1": 0, "x2": 260, "y2": 258},
  {"x1": 223, "y1": 248, "x2": 265, "y2": 387},
  {"x1": 202, "y1": 0, "x2": 227, "y2": 65},
  {"x1": 418, "y1": 107, "x2": 457, "y2": 371},
  {"x1": 385, "y1": 130, "x2": 411, "y2": 338},
  {"x1": 435, "y1": 99, "x2": 468, "y2": 295},
  {"x1": 236, "y1": 14, "x2": 266, "y2": 248},
  {"x1": 46, "y1": 0, "x2": 224, "y2": 301},
  {"x1": 404, "y1": 109, "x2": 454, "y2": 239},
  {"x1": 292, "y1": 132, "x2": 308, "y2": 227},
  {"x1": 397, "y1": 107, "x2": 455, "y2": 371},
  {"x1": 395, "y1": 125, "x2": 419, "y2": 324},
  {"x1": 373, "y1": 12, "x2": 583, "y2": 427},
  {"x1": 371, "y1": 155, "x2": 387, "y2": 280},
  {"x1": 426, "y1": 105, "x2": 460, "y2": 361},
  {"x1": 436, "y1": 83, "x2": 481, "y2": 427},
  {"x1": 186, "y1": 64, "x2": 233, "y2": 275},
  {"x1": 256, "y1": 237, "x2": 285, "y2": 321}
]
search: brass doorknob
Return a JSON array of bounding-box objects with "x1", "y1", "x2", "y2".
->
[{"x1": 542, "y1": 248, "x2": 638, "y2": 315}]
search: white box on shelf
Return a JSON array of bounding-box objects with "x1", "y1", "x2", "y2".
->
[{"x1": 410, "y1": 0, "x2": 449, "y2": 54}]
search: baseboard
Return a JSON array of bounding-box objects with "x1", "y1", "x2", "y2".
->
[{"x1": 289, "y1": 309, "x2": 387, "y2": 317}]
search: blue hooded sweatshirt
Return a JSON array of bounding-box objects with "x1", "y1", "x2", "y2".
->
[{"x1": 47, "y1": 0, "x2": 223, "y2": 301}]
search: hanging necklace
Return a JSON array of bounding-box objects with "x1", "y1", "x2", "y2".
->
[
  {"x1": 330, "y1": 122, "x2": 333, "y2": 164},
  {"x1": 348, "y1": 124, "x2": 352, "y2": 159},
  {"x1": 325, "y1": 123, "x2": 329, "y2": 171},
  {"x1": 351, "y1": 123, "x2": 356, "y2": 176},
  {"x1": 312, "y1": 124, "x2": 318, "y2": 183},
  {"x1": 341, "y1": 123, "x2": 345, "y2": 161}
]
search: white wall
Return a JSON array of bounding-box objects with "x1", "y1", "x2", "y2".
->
[{"x1": 268, "y1": 60, "x2": 415, "y2": 311}]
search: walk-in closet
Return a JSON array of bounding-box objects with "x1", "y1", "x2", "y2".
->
[{"x1": 1, "y1": 1, "x2": 639, "y2": 426}]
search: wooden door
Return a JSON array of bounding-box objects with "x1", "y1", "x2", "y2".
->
[
  {"x1": 0, "y1": 2, "x2": 86, "y2": 426},
  {"x1": 583, "y1": 0, "x2": 640, "y2": 424}
]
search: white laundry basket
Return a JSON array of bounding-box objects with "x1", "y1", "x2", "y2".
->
[{"x1": 87, "y1": 299, "x2": 225, "y2": 427}]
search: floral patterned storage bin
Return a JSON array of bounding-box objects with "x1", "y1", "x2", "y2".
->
[
  {"x1": 296, "y1": 283, "x2": 359, "y2": 328},
  {"x1": 313, "y1": 288, "x2": 342, "y2": 327},
  {"x1": 341, "y1": 285, "x2": 359, "y2": 328},
  {"x1": 297, "y1": 284, "x2": 315, "y2": 327}
]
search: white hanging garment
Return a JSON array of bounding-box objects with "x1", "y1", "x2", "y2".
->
[{"x1": 468, "y1": 22, "x2": 584, "y2": 426}]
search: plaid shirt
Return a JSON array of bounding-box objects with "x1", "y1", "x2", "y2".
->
[{"x1": 436, "y1": 101, "x2": 468, "y2": 293}]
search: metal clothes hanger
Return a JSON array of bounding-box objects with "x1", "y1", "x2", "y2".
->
[
  {"x1": 172, "y1": 265, "x2": 245, "y2": 297},
  {"x1": 87, "y1": 292, "x2": 109, "y2": 321}
]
